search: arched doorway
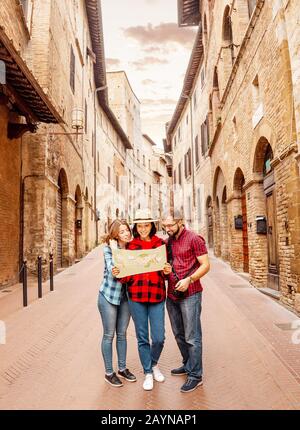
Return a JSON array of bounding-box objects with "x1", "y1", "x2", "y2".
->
[
  {"x1": 221, "y1": 187, "x2": 229, "y2": 260},
  {"x1": 206, "y1": 196, "x2": 214, "y2": 249},
  {"x1": 213, "y1": 167, "x2": 228, "y2": 259},
  {"x1": 254, "y1": 138, "x2": 279, "y2": 290},
  {"x1": 233, "y1": 168, "x2": 249, "y2": 272},
  {"x1": 56, "y1": 169, "x2": 69, "y2": 268}
]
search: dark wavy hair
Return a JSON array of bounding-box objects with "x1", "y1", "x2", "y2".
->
[{"x1": 132, "y1": 222, "x2": 157, "y2": 238}]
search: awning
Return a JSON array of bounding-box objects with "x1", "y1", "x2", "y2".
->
[{"x1": 0, "y1": 26, "x2": 63, "y2": 124}]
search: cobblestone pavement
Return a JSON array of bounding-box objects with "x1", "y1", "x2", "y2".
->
[{"x1": 0, "y1": 246, "x2": 300, "y2": 410}]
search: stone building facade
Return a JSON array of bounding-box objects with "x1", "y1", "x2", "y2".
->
[
  {"x1": 168, "y1": 0, "x2": 300, "y2": 313},
  {"x1": 107, "y1": 71, "x2": 171, "y2": 221},
  {"x1": 0, "y1": 0, "x2": 62, "y2": 287},
  {"x1": 0, "y1": 0, "x2": 132, "y2": 287}
]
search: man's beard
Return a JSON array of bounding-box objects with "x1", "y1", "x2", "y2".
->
[{"x1": 167, "y1": 225, "x2": 180, "y2": 237}]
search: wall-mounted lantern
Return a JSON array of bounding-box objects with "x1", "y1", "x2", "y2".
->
[{"x1": 71, "y1": 107, "x2": 84, "y2": 132}]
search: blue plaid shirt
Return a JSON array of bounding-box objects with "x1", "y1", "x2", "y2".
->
[{"x1": 100, "y1": 245, "x2": 126, "y2": 305}]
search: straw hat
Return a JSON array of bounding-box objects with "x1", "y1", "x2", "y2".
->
[{"x1": 132, "y1": 208, "x2": 158, "y2": 224}]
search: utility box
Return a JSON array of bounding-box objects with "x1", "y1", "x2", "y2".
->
[
  {"x1": 256, "y1": 216, "x2": 267, "y2": 234},
  {"x1": 234, "y1": 215, "x2": 243, "y2": 230}
]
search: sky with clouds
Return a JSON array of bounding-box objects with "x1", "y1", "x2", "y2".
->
[{"x1": 101, "y1": 0, "x2": 197, "y2": 146}]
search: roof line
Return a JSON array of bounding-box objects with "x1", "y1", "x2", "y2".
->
[
  {"x1": 85, "y1": 0, "x2": 132, "y2": 149},
  {"x1": 167, "y1": 23, "x2": 203, "y2": 139},
  {"x1": 0, "y1": 26, "x2": 63, "y2": 124},
  {"x1": 107, "y1": 70, "x2": 141, "y2": 104},
  {"x1": 143, "y1": 134, "x2": 156, "y2": 146}
]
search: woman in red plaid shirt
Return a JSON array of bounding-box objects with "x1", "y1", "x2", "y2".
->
[{"x1": 113, "y1": 209, "x2": 171, "y2": 391}]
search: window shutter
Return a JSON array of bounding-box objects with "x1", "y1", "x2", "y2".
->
[
  {"x1": 70, "y1": 45, "x2": 75, "y2": 93},
  {"x1": 195, "y1": 135, "x2": 199, "y2": 165}
]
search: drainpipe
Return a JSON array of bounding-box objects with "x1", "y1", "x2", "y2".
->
[{"x1": 94, "y1": 85, "x2": 107, "y2": 245}]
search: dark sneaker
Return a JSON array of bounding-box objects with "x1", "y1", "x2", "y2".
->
[
  {"x1": 171, "y1": 366, "x2": 188, "y2": 376},
  {"x1": 104, "y1": 372, "x2": 123, "y2": 387},
  {"x1": 180, "y1": 377, "x2": 203, "y2": 393},
  {"x1": 118, "y1": 368, "x2": 137, "y2": 382}
]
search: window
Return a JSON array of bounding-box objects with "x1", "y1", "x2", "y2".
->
[
  {"x1": 248, "y1": 0, "x2": 257, "y2": 18},
  {"x1": 195, "y1": 135, "x2": 199, "y2": 166},
  {"x1": 173, "y1": 169, "x2": 177, "y2": 185},
  {"x1": 108, "y1": 166, "x2": 111, "y2": 184},
  {"x1": 70, "y1": 45, "x2": 75, "y2": 93},
  {"x1": 174, "y1": 136, "x2": 177, "y2": 148},
  {"x1": 185, "y1": 149, "x2": 192, "y2": 178},
  {"x1": 252, "y1": 75, "x2": 264, "y2": 127},
  {"x1": 178, "y1": 127, "x2": 181, "y2": 141},
  {"x1": 84, "y1": 100, "x2": 87, "y2": 134},
  {"x1": 20, "y1": 0, "x2": 28, "y2": 16},
  {"x1": 143, "y1": 155, "x2": 146, "y2": 166},
  {"x1": 197, "y1": 187, "x2": 203, "y2": 223},
  {"x1": 97, "y1": 151, "x2": 100, "y2": 172},
  {"x1": 232, "y1": 116, "x2": 237, "y2": 140},
  {"x1": 178, "y1": 162, "x2": 182, "y2": 186},
  {"x1": 263, "y1": 144, "x2": 273, "y2": 176},
  {"x1": 186, "y1": 115, "x2": 189, "y2": 125},
  {"x1": 116, "y1": 175, "x2": 119, "y2": 192},
  {"x1": 201, "y1": 68, "x2": 205, "y2": 88},
  {"x1": 252, "y1": 75, "x2": 260, "y2": 109},
  {"x1": 193, "y1": 91, "x2": 197, "y2": 109},
  {"x1": 200, "y1": 117, "x2": 209, "y2": 156}
]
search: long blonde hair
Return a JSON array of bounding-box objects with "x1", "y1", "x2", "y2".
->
[{"x1": 100, "y1": 219, "x2": 131, "y2": 245}]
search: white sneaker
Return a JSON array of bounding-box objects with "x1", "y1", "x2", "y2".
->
[
  {"x1": 143, "y1": 373, "x2": 154, "y2": 391},
  {"x1": 152, "y1": 365, "x2": 165, "y2": 382}
]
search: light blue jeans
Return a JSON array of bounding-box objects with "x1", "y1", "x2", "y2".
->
[
  {"x1": 128, "y1": 299, "x2": 165, "y2": 374},
  {"x1": 166, "y1": 292, "x2": 202, "y2": 381},
  {"x1": 97, "y1": 292, "x2": 131, "y2": 374}
]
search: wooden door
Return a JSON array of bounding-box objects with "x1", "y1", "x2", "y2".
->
[
  {"x1": 266, "y1": 191, "x2": 279, "y2": 289},
  {"x1": 241, "y1": 192, "x2": 249, "y2": 273},
  {"x1": 56, "y1": 188, "x2": 63, "y2": 268},
  {"x1": 75, "y1": 206, "x2": 78, "y2": 259}
]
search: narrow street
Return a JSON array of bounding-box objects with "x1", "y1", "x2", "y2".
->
[{"x1": 0, "y1": 245, "x2": 299, "y2": 410}]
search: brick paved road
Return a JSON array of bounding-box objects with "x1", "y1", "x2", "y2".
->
[{"x1": 0, "y1": 246, "x2": 299, "y2": 410}]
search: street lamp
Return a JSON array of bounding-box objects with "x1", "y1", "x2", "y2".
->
[
  {"x1": 94, "y1": 84, "x2": 108, "y2": 245},
  {"x1": 182, "y1": 93, "x2": 196, "y2": 225}
]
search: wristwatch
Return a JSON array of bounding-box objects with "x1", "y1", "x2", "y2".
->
[{"x1": 189, "y1": 276, "x2": 194, "y2": 284}]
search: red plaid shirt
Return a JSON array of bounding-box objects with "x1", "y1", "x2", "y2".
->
[
  {"x1": 120, "y1": 235, "x2": 166, "y2": 303},
  {"x1": 167, "y1": 228, "x2": 208, "y2": 301}
]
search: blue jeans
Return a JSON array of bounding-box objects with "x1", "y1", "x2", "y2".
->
[
  {"x1": 166, "y1": 292, "x2": 202, "y2": 380},
  {"x1": 128, "y1": 299, "x2": 165, "y2": 374},
  {"x1": 97, "y1": 292, "x2": 131, "y2": 374}
]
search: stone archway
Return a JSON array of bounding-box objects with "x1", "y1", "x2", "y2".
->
[
  {"x1": 221, "y1": 186, "x2": 229, "y2": 261},
  {"x1": 232, "y1": 168, "x2": 249, "y2": 272},
  {"x1": 251, "y1": 137, "x2": 279, "y2": 290},
  {"x1": 213, "y1": 167, "x2": 228, "y2": 259}
]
